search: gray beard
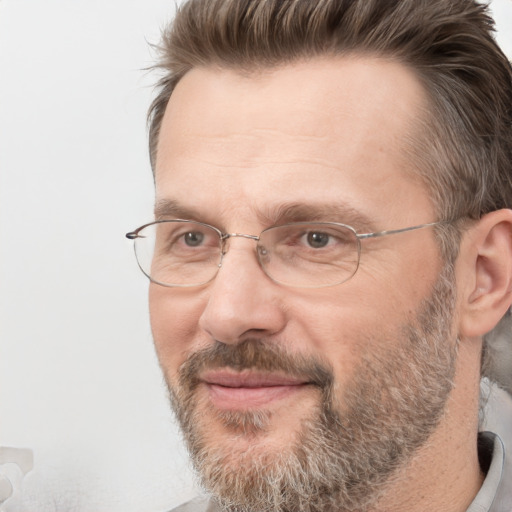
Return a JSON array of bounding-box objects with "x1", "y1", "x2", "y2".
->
[{"x1": 165, "y1": 264, "x2": 457, "y2": 512}]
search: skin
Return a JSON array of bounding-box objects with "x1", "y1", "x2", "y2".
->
[{"x1": 150, "y1": 57, "x2": 512, "y2": 511}]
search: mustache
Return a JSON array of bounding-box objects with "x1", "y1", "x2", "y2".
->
[{"x1": 178, "y1": 339, "x2": 334, "y2": 392}]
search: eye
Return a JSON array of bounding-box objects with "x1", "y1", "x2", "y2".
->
[
  {"x1": 183, "y1": 231, "x2": 205, "y2": 247},
  {"x1": 306, "y1": 231, "x2": 330, "y2": 249}
]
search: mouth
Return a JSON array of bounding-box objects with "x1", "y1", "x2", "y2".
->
[{"x1": 200, "y1": 370, "x2": 312, "y2": 410}]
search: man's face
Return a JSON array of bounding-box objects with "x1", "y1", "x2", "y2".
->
[{"x1": 150, "y1": 58, "x2": 458, "y2": 510}]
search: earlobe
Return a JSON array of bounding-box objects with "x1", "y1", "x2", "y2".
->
[{"x1": 459, "y1": 209, "x2": 512, "y2": 338}]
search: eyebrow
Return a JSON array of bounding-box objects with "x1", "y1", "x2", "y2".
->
[
  {"x1": 257, "y1": 202, "x2": 376, "y2": 232},
  {"x1": 154, "y1": 198, "x2": 202, "y2": 222},
  {"x1": 154, "y1": 198, "x2": 376, "y2": 233}
]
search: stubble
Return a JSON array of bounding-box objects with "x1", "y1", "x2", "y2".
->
[{"x1": 165, "y1": 264, "x2": 458, "y2": 512}]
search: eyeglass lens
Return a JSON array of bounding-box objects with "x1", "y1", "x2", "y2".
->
[{"x1": 133, "y1": 221, "x2": 360, "y2": 288}]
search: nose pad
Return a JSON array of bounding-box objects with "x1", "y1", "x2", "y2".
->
[
  {"x1": 216, "y1": 233, "x2": 262, "y2": 273},
  {"x1": 257, "y1": 243, "x2": 271, "y2": 261},
  {"x1": 217, "y1": 248, "x2": 227, "y2": 269}
]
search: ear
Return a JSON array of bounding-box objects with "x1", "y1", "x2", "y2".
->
[{"x1": 458, "y1": 209, "x2": 512, "y2": 338}]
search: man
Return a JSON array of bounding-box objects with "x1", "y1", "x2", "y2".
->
[{"x1": 127, "y1": 0, "x2": 512, "y2": 510}]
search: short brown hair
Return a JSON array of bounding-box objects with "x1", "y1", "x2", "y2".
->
[{"x1": 149, "y1": 0, "x2": 512, "y2": 225}]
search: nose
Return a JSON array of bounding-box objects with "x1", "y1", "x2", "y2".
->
[{"x1": 198, "y1": 238, "x2": 287, "y2": 344}]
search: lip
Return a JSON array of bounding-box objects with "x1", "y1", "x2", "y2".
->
[{"x1": 200, "y1": 370, "x2": 311, "y2": 410}]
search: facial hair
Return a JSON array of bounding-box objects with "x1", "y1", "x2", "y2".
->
[{"x1": 165, "y1": 264, "x2": 458, "y2": 512}]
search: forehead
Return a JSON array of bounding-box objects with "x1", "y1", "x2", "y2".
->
[{"x1": 155, "y1": 56, "x2": 433, "y2": 229}]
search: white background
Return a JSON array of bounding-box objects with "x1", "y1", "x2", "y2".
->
[{"x1": 0, "y1": 1, "x2": 511, "y2": 511}]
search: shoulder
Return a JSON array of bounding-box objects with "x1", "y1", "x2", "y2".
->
[{"x1": 168, "y1": 497, "x2": 216, "y2": 512}]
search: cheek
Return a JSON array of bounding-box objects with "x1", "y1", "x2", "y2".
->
[
  {"x1": 286, "y1": 273, "x2": 427, "y2": 385},
  {"x1": 149, "y1": 285, "x2": 205, "y2": 380},
  {"x1": 282, "y1": 292, "x2": 376, "y2": 382}
]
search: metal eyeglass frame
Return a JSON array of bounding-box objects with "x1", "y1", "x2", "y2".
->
[{"x1": 126, "y1": 219, "x2": 444, "y2": 288}]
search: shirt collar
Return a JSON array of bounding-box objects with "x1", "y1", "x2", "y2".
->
[
  {"x1": 467, "y1": 382, "x2": 512, "y2": 512},
  {"x1": 466, "y1": 432, "x2": 506, "y2": 512}
]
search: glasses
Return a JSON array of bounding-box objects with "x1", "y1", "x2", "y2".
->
[{"x1": 126, "y1": 219, "x2": 442, "y2": 288}]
